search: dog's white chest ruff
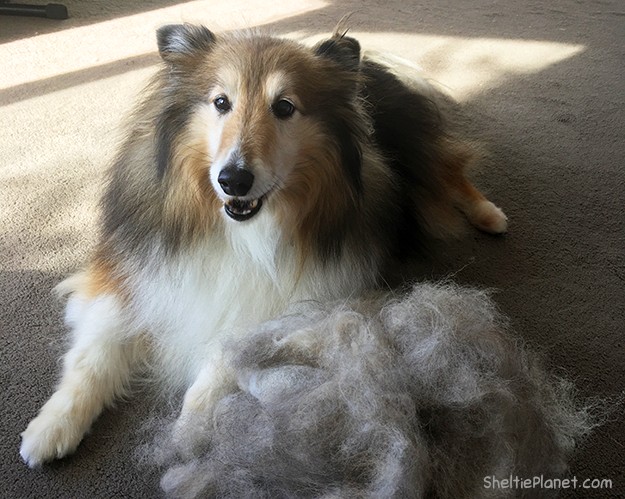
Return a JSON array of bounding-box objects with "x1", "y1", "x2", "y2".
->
[{"x1": 127, "y1": 215, "x2": 371, "y2": 385}]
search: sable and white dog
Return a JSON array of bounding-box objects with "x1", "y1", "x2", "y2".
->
[{"x1": 20, "y1": 24, "x2": 507, "y2": 467}]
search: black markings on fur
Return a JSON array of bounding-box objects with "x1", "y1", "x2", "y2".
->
[
  {"x1": 328, "y1": 116, "x2": 364, "y2": 196},
  {"x1": 100, "y1": 147, "x2": 160, "y2": 255},
  {"x1": 312, "y1": 117, "x2": 363, "y2": 264},
  {"x1": 309, "y1": 35, "x2": 368, "y2": 263},
  {"x1": 310, "y1": 58, "x2": 447, "y2": 263},
  {"x1": 314, "y1": 35, "x2": 361, "y2": 72},
  {"x1": 101, "y1": 79, "x2": 204, "y2": 255},
  {"x1": 361, "y1": 61, "x2": 445, "y2": 258},
  {"x1": 155, "y1": 102, "x2": 194, "y2": 179}
]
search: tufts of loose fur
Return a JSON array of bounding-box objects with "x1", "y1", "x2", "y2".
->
[{"x1": 144, "y1": 283, "x2": 594, "y2": 499}]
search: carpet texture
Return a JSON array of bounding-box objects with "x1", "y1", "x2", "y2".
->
[{"x1": 1, "y1": 1, "x2": 623, "y2": 498}]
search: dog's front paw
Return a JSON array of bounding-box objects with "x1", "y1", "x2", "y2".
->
[
  {"x1": 20, "y1": 410, "x2": 84, "y2": 467},
  {"x1": 170, "y1": 412, "x2": 213, "y2": 460}
]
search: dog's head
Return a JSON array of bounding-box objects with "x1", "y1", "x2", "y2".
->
[{"x1": 154, "y1": 24, "x2": 367, "y2": 239}]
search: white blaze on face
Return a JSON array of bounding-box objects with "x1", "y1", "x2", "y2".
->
[
  {"x1": 197, "y1": 67, "x2": 305, "y2": 205},
  {"x1": 207, "y1": 73, "x2": 241, "y2": 199}
]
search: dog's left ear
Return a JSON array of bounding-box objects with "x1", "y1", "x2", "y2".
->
[
  {"x1": 314, "y1": 33, "x2": 361, "y2": 71},
  {"x1": 157, "y1": 23, "x2": 216, "y2": 64}
]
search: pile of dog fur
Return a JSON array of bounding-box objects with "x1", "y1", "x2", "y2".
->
[{"x1": 147, "y1": 283, "x2": 593, "y2": 498}]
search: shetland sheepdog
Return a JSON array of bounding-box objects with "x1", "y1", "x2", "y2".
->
[{"x1": 20, "y1": 24, "x2": 507, "y2": 467}]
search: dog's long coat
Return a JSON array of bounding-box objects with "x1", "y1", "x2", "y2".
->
[{"x1": 20, "y1": 25, "x2": 507, "y2": 467}]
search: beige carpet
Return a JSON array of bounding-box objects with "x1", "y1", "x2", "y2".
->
[{"x1": 1, "y1": 1, "x2": 624, "y2": 497}]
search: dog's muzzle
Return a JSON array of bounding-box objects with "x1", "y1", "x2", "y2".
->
[{"x1": 218, "y1": 165, "x2": 264, "y2": 221}]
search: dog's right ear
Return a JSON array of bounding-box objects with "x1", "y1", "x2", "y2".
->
[
  {"x1": 157, "y1": 24, "x2": 216, "y2": 63},
  {"x1": 314, "y1": 34, "x2": 361, "y2": 72}
]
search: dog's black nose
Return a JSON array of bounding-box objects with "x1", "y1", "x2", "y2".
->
[{"x1": 218, "y1": 166, "x2": 254, "y2": 196}]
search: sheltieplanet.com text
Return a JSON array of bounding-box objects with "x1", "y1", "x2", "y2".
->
[{"x1": 483, "y1": 475, "x2": 612, "y2": 491}]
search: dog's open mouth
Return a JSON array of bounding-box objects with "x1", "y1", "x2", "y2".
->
[{"x1": 224, "y1": 197, "x2": 263, "y2": 222}]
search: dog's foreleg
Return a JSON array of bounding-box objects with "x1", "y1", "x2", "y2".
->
[
  {"x1": 20, "y1": 293, "x2": 140, "y2": 467},
  {"x1": 172, "y1": 357, "x2": 237, "y2": 456}
]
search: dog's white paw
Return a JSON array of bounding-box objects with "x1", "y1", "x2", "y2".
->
[
  {"x1": 20, "y1": 411, "x2": 83, "y2": 467},
  {"x1": 468, "y1": 200, "x2": 508, "y2": 234},
  {"x1": 170, "y1": 412, "x2": 212, "y2": 459}
]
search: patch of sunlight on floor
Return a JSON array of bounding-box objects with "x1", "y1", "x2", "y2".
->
[
  {"x1": 0, "y1": 0, "x2": 328, "y2": 91},
  {"x1": 289, "y1": 31, "x2": 585, "y2": 101}
]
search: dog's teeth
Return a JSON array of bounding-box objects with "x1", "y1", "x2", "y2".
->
[{"x1": 224, "y1": 197, "x2": 262, "y2": 220}]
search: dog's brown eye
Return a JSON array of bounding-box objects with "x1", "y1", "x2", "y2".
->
[
  {"x1": 272, "y1": 99, "x2": 295, "y2": 119},
  {"x1": 214, "y1": 95, "x2": 231, "y2": 114}
]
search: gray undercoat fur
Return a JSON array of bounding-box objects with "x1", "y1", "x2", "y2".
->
[{"x1": 147, "y1": 283, "x2": 592, "y2": 498}]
